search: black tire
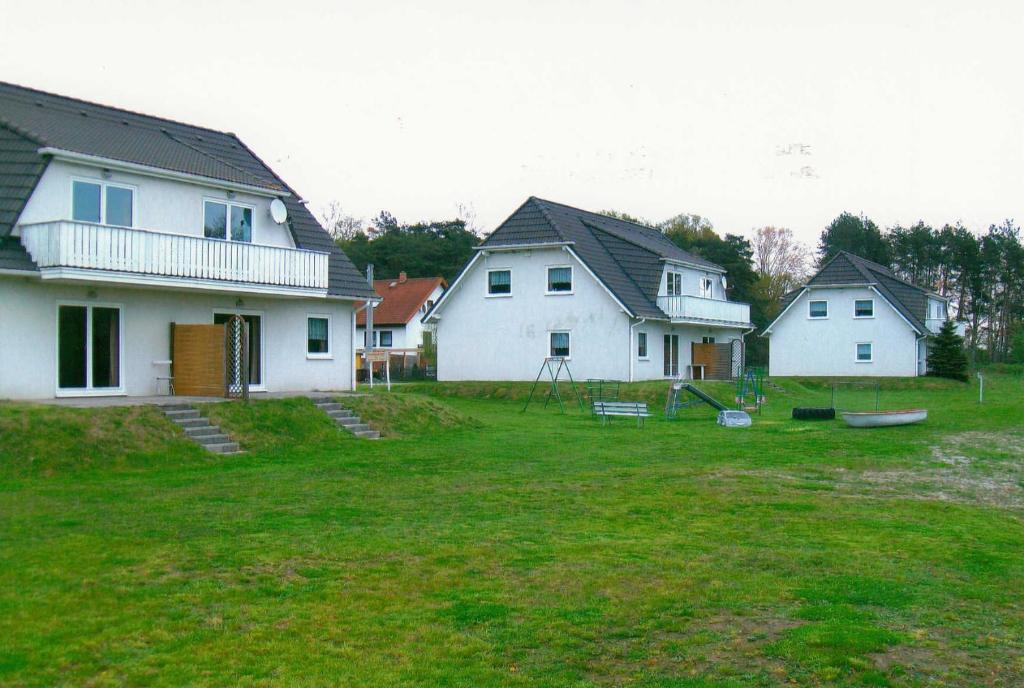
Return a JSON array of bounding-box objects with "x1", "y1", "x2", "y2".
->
[{"x1": 792, "y1": 406, "x2": 836, "y2": 420}]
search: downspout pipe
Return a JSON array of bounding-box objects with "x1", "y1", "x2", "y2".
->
[{"x1": 628, "y1": 317, "x2": 646, "y2": 382}]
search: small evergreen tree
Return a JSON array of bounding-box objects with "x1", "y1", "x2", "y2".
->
[{"x1": 927, "y1": 320, "x2": 968, "y2": 381}]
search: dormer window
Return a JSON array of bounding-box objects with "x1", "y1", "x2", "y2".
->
[
  {"x1": 699, "y1": 277, "x2": 714, "y2": 299},
  {"x1": 666, "y1": 272, "x2": 682, "y2": 296},
  {"x1": 204, "y1": 200, "x2": 252, "y2": 242},
  {"x1": 72, "y1": 179, "x2": 134, "y2": 227}
]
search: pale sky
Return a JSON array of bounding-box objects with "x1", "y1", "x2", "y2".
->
[{"x1": 2, "y1": 0, "x2": 1022, "y2": 245}]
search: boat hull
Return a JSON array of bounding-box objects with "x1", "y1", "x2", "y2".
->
[{"x1": 841, "y1": 409, "x2": 928, "y2": 427}]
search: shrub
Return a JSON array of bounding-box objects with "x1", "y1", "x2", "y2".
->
[{"x1": 927, "y1": 320, "x2": 968, "y2": 381}]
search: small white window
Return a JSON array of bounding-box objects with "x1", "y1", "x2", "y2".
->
[
  {"x1": 856, "y1": 342, "x2": 873, "y2": 362},
  {"x1": 702, "y1": 336, "x2": 716, "y2": 344},
  {"x1": 699, "y1": 277, "x2": 714, "y2": 298},
  {"x1": 637, "y1": 332, "x2": 648, "y2": 359},
  {"x1": 307, "y1": 316, "x2": 330, "y2": 358},
  {"x1": 550, "y1": 331, "x2": 570, "y2": 358},
  {"x1": 487, "y1": 269, "x2": 511, "y2": 295},
  {"x1": 666, "y1": 272, "x2": 682, "y2": 296},
  {"x1": 854, "y1": 299, "x2": 874, "y2": 318},
  {"x1": 809, "y1": 300, "x2": 828, "y2": 318},
  {"x1": 547, "y1": 266, "x2": 573, "y2": 293},
  {"x1": 379, "y1": 331, "x2": 393, "y2": 347},
  {"x1": 72, "y1": 179, "x2": 134, "y2": 227}
]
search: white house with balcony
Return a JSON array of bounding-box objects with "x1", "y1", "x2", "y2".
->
[
  {"x1": 763, "y1": 251, "x2": 963, "y2": 377},
  {"x1": 423, "y1": 197, "x2": 753, "y2": 381},
  {"x1": 0, "y1": 81, "x2": 373, "y2": 399}
]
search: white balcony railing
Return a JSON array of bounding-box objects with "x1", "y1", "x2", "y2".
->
[
  {"x1": 656, "y1": 294, "x2": 751, "y2": 325},
  {"x1": 19, "y1": 221, "x2": 328, "y2": 292}
]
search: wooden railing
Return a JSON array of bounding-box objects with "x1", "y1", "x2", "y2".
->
[
  {"x1": 656, "y1": 294, "x2": 750, "y2": 325},
  {"x1": 19, "y1": 221, "x2": 328, "y2": 290}
]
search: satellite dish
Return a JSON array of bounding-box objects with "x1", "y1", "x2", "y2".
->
[{"x1": 269, "y1": 198, "x2": 288, "y2": 224}]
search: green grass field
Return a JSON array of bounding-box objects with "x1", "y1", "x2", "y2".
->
[{"x1": 1, "y1": 373, "x2": 1022, "y2": 687}]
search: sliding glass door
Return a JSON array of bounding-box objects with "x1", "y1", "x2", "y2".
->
[
  {"x1": 214, "y1": 312, "x2": 263, "y2": 388},
  {"x1": 57, "y1": 304, "x2": 122, "y2": 393},
  {"x1": 663, "y1": 334, "x2": 679, "y2": 377}
]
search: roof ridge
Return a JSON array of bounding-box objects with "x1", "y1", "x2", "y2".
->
[
  {"x1": 0, "y1": 114, "x2": 44, "y2": 147},
  {"x1": 0, "y1": 80, "x2": 237, "y2": 138},
  {"x1": 530, "y1": 196, "x2": 660, "y2": 234}
]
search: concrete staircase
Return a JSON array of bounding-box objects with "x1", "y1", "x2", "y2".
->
[
  {"x1": 311, "y1": 398, "x2": 380, "y2": 439},
  {"x1": 159, "y1": 404, "x2": 242, "y2": 454}
]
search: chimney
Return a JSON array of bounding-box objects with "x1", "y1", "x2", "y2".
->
[{"x1": 399, "y1": 271, "x2": 407, "y2": 283}]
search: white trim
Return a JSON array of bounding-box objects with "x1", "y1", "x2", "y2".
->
[
  {"x1": 853, "y1": 298, "x2": 875, "y2": 319},
  {"x1": 661, "y1": 257, "x2": 726, "y2": 274},
  {"x1": 855, "y1": 341, "x2": 873, "y2": 363},
  {"x1": 41, "y1": 147, "x2": 289, "y2": 198},
  {"x1": 36, "y1": 267, "x2": 328, "y2": 298},
  {"x1": 545, "y1": 264, "x2": 574, "y2": 295},
  {"x1": 70, "y1": 176, "x2": 137, "y2": 228},
  {"x1": 55, "y1": 300, "x2": 126, "y2": 396},
  {"x1": 473, "y1": 241, "x2": 574, "y2": 252},
  {"x1": 762, "y1": 287, "x2": 808, "y2": 335},
  {"x1": 548, "y1": 330, "x2": 571, "y2": 359},
  {"x1": 564, "y1": 246, "x2": 635, "y2": 317},
  {"x1": 213, "y1": 308, "x2": 267, "y2": 392},
  {"x1": 485, "y1": 267, "x2": 512, "y2": 297},
  {"x1": 807, "y1": 299, "x2": 829, "y2": 319},
  {"x1": 202, "y1": 197, "x2": 256, "y2": 243},
  {"x1": 305, "y1": 313, "x2": 333, "y2": 359}
]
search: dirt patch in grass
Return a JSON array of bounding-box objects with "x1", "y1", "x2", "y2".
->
[
  {"x1": 836, "y1": 431, "x2": 1024, "y2": 509},
  {"x1": 342, "y1": 393, "x2": 480, "y2": 437}
]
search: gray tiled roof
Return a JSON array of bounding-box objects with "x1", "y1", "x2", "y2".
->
[
  {"x1": 802, "y1": 251, "x2": 930, "y2": 334},
  {"x1": 0, "y1": 236, "x2": 35, "y2": 271},
  {"x1": 479, "y1": 197, "x2": 725, "y2": 319},
  {"x1": 0, "y1": 82, "x2": 371, "y2": 297}
]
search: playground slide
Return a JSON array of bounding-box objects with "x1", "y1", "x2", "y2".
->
[{"x1": 678, "y1": 383, "x2": 729, "y2": 411}]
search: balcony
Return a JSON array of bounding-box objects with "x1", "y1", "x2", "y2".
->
[
  {"x1": 656, "y1": 294, "x2": 751, "y2": 326},
  {"x1": 18, "y1": 221, "x2": 328, "y2": 296}
]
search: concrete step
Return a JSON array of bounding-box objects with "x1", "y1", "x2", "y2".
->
[
  {"x1": 204, "y1": 442, "x2": 241, "y2": 454},
  {"x1": 159, "y1": 403, "x2": 194, "y2": 412},
  {"x1": 346, "y1": 423, "x2": 371, "y2": 433},
  {"x1": 315, "y1": 402, "x2": 344, "y2": 411},
  {"x1": 335, "y1": 416, "x2": 361, "y2": 426},
  {"x1": 165, "y1": 409, "x2": 200, "y2": 420},
  {"x1": 185, "y1": 425, "x2": 222, "y2": 438},
  {"x1": 174, "y1": 418, "x2": 211, "y2": 429},
  {"x1": 327, "y1": 409, "x2": 354, "y2": 419},
  {"x1": 193, "y1": 433, "x2": 233, "y2": 446},
  {"x1": 353, "y1": 430, "x2": 380, "y2": 439}
]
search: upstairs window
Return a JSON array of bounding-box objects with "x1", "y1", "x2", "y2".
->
[
  {"x1": 637, "y1": 332, "x2": 648, "y2": 359},
  {"x1": 379, "y1": 330, "x2": 393, "y2": 347},
  {"x1": 699, "y1": 277, "x2": 714, "y2": 298},
  {"x1": 550, "y1": 331, "x2": 570, "y2": 358},
  {"x1": 666, "y1": 272, "x2": 682, "y2": 296},
  {"x1": 547, "y1": 266, "x2": 573, "y2": 293},
  {"x1": 808, "y1": 300, "x2": 828, "y2": 318},
  {"x1": 204, "y1": 201, "x2": 253, "y2": 242},
  {"x1": 854, "y1": 299, "x2": 874, "y2": 318},
  {"x1": 487, "y1": 269, "x2": 511, "y2": 295},
  {"x1": 72, "y1": 180, "x2": 134, "y2": 227},
  {"x1": 307, "y1": 316, "x2": 330, "y2": 357}
]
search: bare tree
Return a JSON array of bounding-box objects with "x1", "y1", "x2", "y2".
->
[
  {"x1": 455, "y1": 202, "x2": 482, "y2": 235},
  {"x1": 319, "y1": 201, "x2": 364, "y2": 241},
  {"x1": 751, "y1": 226, "x2": 811, "y2": 309}
]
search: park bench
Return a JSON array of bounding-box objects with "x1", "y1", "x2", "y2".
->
[{"x1": 592, "y1": 401, "x2": 652, "y2": 427}]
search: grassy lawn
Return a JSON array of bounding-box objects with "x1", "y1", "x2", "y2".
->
[{"x1": 1, "y1": 373, "x2": 1023, "y2": 686}]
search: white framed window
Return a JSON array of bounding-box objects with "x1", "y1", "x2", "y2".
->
[
  {"x1": 699, "y1": 277, "x2": 714, "y2": 298},
  {"x1": 71, "y1": 178, "x2": 135, "y2": 227},
  {"x1": 808, "y1": 300, "x2": 828, "y2": 318},
  {"x1": 379, "y1": 330, "x2": 393, "y2": 347},
  {"x1": 666, "y1": 272, "x2": 683, "y2": 296},
  {"x1": 546, "y1": 266, "x2": 573, "y2": 294},
  {"x1": 854, "y1": 299, "x2": 874, "y2": 318},
  {"x1": 856, "y1": 342, "x2": 873, "y2": 362},
  {"x1": 702, "y1": 336, "x2": 716, "y2": 344},
  {"x1": 549, "y1": 331, "x2": 570, "y2": 358},
  {"x1": 637, "y1": 331, "x2": 648, "y2": 359},
  {"x1": 56, "y1": 301, "x2": 125, "y2": 395},
  {"x1": 306, "y1": 314, "x2": 331, "y2": 358},
  {"x1": 204, "y1": 199, "x2": 253, "y2": 242},
  {"x1": 486, "y1": 269, "x2": 511, "y2": 296}
]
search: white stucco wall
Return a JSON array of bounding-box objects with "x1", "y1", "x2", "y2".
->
[
  {"x1": 633, "y1": 322, "x2": 746, "y2": 380},
  {"x1": 16, "y1": 160, "x2": 295, "y2": 248},
  {"x1": 659, "y1": 263, "x2": 727, "y2": 300},
  {"x1": 768, "y1": 287, "x2": 921, "y2": 377},
  {"x1": 0, "y1": 276, "x2": 354, "y2": 399},
  {"x1": 433, "y1": 248, "x2": 633, "y2": 381}
]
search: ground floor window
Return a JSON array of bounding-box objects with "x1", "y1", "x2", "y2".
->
[
  {"x1": 856, "y1": 342, "x2": 873, "y2": 362},
  {"x1": 307, "y1": 316, "x2": 330, "y2": 357},
  {"x1": 58, "y1": 304, "x2": 122, "y2": 391},
  {"x1": 702, "y1": 336, "x2": 716, "y2": 344},
  {"x1": 637, "y1": 331, "x2": 648, "y2": 359},
  {"x1": 550, "y1": 331, "x2": 570, "y2": 358}
]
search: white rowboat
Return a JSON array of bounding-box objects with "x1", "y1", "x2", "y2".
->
[{"x1": 841, "y1": 409, "x2": 928, "y2": 428}]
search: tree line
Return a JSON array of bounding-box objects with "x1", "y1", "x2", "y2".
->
[{"x1": 323, "y1": 201, "x2": 1023, "y2": 365}]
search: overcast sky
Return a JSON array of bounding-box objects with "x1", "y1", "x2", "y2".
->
[{"x1": 2, "y1": 0, "x2": 1022, "y2": 245}]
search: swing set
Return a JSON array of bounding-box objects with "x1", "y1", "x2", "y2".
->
[{"x1": 522, "y1": 357, "x2": 585, "y2": 413}]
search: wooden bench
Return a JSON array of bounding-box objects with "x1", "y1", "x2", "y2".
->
[{"x1": 592, "y1": 401, "x2": 652, "y2": 427}]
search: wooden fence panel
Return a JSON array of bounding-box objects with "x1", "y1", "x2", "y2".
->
[{"x1": 172, "y1": 324, "x2": 226, "y2": 397}]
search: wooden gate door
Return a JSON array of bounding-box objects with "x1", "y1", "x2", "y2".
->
[{"x1": 171, "y1": 324, "x2": 226, "y2": 396}]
